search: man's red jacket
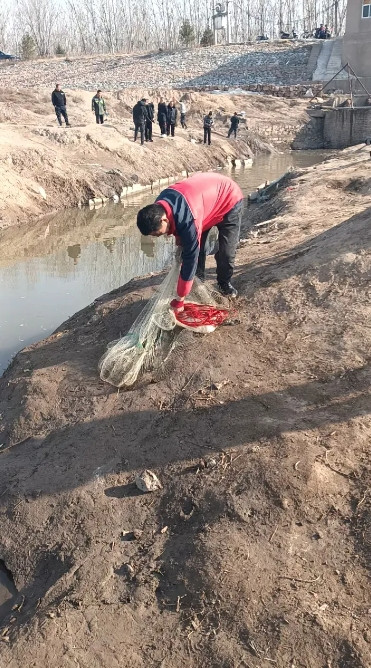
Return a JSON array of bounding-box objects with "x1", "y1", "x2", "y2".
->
[{"x1": 156, "y1": 172, "x2": 243, "y2": 297}]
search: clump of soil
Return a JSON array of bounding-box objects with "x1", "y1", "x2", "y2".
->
[{"x1": 0, "y1": 151, "x2": 370, "y2": 667}]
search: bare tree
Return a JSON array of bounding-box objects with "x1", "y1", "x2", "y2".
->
[{"x1": 1, "y1": 0, "x2": 349, "y2": 57}]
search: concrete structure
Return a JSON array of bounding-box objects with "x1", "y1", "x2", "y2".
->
[
  {"x1": 312, "y1": 38, "x2": 343, "y2": 82},
  {"x1": 323, "y1": 107, "x2": 371, "y2": 148},
  {"x1": 293, "y1": 104, "x2": 371, "y2": 150},
  {"x1": 343, "y1": 0, "x2": 371, "y2": 86}
]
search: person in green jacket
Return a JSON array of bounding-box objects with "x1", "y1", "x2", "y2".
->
[{"x1": 92, "y1": 90, "x2": 106, "y2": 124}]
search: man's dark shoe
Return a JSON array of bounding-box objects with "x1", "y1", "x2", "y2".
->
[
  {"x1": 218, "y1": 282, "x2": 238, "y2": 298},
  {"x1": 66, "y1": 123, "x2": 71, "y2": 127}
]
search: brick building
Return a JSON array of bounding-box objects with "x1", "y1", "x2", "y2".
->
[{"x1": 343, "y1": 0, "x2": 371, "y2": 85}]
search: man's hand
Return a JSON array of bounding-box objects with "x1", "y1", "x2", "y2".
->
[{"x1": 170, "y1": 298, "x2": 185, "y2": 314}]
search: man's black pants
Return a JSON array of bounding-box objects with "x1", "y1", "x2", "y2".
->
[
  {"x1": 134, "y1": 121, "x2": 145, "y2": 144},
  {"x1": 196, "y1": 200, "x2": 243, "y2": 287},
  {"x1": 145, "y1": 120, "x2": 153, "y2": 141},
  {"x1": 96, "y1": 113, "x2": 104, "y2": 124},
  {"x1": 167, "y1": 123, "x2": 175, "y2": 137},
  {"x1": 204, "y1": 127, "x2": 211, "y2": 144},
  {"x1": 228, "y1": 127, "x2": 237, "y2": 138},
  {"x1": 55, "y1": 105, "x2": 69, "y2": 126},
  {"x1": 159, "y1": 115, "x2": 167, "y2": 135}
]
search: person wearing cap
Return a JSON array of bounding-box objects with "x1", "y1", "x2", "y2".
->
[
  {"x1": 136, "y1": 172, "x2": 244, "y2": 302},
  {"x1": 132, "y1": 97, "x2": 148, "y2": 145}
]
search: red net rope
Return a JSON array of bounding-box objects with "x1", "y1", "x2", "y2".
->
[{"x1": 174, "y1": 302, "x2": 230, "y2": 329}]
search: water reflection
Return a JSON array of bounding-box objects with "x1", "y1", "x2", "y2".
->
[
  {"x1": 0, "y1": 194, "x2": 174, "y2": 374},
  {"x1": 0, "y1": 151, "x2": 333, "y2": 374},
  {"x1": 67, "y1": 244, "x2": 82, "y2": 264}
]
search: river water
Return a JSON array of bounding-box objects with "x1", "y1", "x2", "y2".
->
[{"x1": 0, "y1": 151, "x2": 330, "y2": 376}]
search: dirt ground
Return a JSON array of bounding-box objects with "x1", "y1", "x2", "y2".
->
[
  {"x1": 0, "y1": 87, "x2": 308, "y2": 228},
  {"x1": 0, "y1": 149, "x2": 370, "y2": 667}
]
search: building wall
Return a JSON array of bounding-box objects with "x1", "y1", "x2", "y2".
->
[
  {"x1": 323, "y1": 108, "x2": 371, "y2": 148},
  {"x1": 343, "y1": 0, "x2": 371, "y2": 77},
  {"x1": 292, "y1": 107, "x2": 371, "y2": 149}
]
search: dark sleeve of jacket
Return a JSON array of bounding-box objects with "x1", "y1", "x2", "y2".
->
[
  {"x1": 156, "y1": 189, "x2": 199, "y2": 285},
  {"x1": 63, "y1": 93, "x2": 66, "y2": 105},
  {"x1": 52, "y1": 91, "x2": 56, "y2": 106}
]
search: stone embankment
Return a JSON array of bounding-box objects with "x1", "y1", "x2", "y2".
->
[
  {"x1": 188, "y1": 83, "x2": 323, "y2": 98},
  {"x1": 0, "y1": 42, "x2": 313, "y2": 91}
]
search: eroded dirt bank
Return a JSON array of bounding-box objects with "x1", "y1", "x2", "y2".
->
[
  {"x1": 0, "y1": 88, "x2": 308, "y2": 228},
  {"x1": 0, "y1": 150, "x2": 370, "y2": 667}
]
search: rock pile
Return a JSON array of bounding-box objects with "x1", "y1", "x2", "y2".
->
[{"x1": 0, "y1": 42, "x2": 312, "y2": 91}]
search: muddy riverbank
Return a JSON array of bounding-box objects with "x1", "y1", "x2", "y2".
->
[
  {"x1": 0, "y1": 150, "x2": 332, "y2": 375},
  {"x1": 0, "y1": 149, "x2": 370, "y2": 667}
]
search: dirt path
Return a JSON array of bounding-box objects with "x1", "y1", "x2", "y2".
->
[
  {"x1": 0, "y1": 88, "x2": 308, "y2": 228},
  {"x1": 0, "y1": 150, "x2": 370, "y2": 667}
]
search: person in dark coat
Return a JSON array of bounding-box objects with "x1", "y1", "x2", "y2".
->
[
  {"x1": 145, "y1": 101, "x2": 154, "y2": 142},
  {"x1": 52, "y1": 84, "x2": 70, "y2": 127},
  {"x1": 203, "y1": 111, "x2": 213, "y2": 145},
  {"x1": 91, "y1": 90, "x2": 107, "y2": 124},
  {"x1": 227, "y1": 112, "x2": 240, "y2": 139},
  {"x1": 157, "y1": 97, "x2": 167, "y2": 136},
  {"x1": 133, "y1": 98, "x2": 148, "y2": 145},
  {"x1": 166, "y1": 101, "x2": 177, "y2": 137}
]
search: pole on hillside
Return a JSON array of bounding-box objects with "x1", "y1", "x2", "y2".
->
[
  {"x1": 334, "y1": 0, "x2": 339, "y2": 35},
  {"x1": 212, "y1": 1, "x2": 217, "y2": 45},
  {"x1": 348, "y1": 66, "x2": 354, "y2": 107},
  {"x1": 226, "y1": 0, "x2": 230, "y2": 45}
]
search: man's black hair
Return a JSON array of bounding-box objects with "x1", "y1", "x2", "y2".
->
[{"x1": 137, "y1": 204, "x2": 165, "y2": 235}]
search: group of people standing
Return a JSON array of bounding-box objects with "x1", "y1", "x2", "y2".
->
[
  {"x1": 51, "y1": 85, "x2": 242, "y2": 145},
  {"x1": 133, "y1": 97, "x2": 188, "y2": 144},
  {"x1": 132, "y1": 100, "x2": 241, "y2": 147}
]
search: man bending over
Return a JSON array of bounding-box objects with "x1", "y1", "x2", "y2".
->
[{"x1": 136, "y1": 172, "x2": 243, "y2": 311}]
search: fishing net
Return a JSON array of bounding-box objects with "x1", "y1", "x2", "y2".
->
[
  {"x1": 98, "y1": 256, "x2": 229, "y2": 388},
  {"x1": 174, "y1": 303, "x2": 230, "y2": 333}
]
